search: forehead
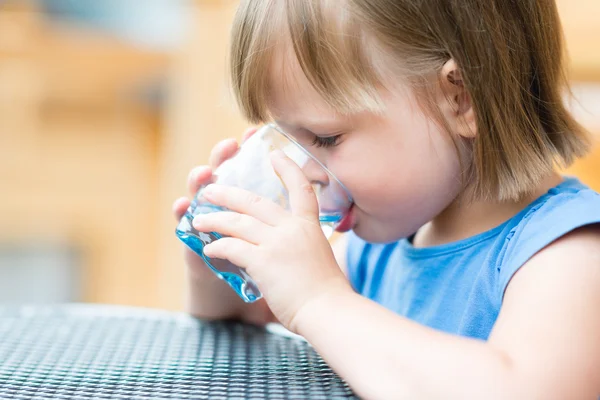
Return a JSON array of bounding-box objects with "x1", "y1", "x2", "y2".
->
[{"x1": 265, "y1": 45, "x2": 341, "y2": 126}]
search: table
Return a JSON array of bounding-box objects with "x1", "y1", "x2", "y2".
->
[{"x1": 0, "y1": 305, "x2": 357, "y2": 399}]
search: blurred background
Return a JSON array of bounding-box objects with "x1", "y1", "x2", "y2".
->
[{"x1": 0, "y1": 0, "x2": 598, "y2": 311}]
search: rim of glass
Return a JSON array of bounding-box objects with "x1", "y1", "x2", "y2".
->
[{"x1": 267, "y1": 123, "x2": 353, "y2": 205}]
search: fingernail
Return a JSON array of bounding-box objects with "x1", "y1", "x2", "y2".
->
[{"x1": 203, "y1": 184, "x2": 215, "y2": 195}]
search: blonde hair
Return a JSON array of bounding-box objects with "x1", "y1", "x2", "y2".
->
[{"x1": 230, "y1": 0, "x2": 590, "y2": 201}]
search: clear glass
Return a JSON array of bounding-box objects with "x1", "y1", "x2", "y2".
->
[{"x1": 175, "y1": 124, "x2": 353, "y2": 303}]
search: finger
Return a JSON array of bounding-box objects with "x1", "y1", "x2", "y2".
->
[
  {"x1": 192, "y1": 212, "x2": 268, "y2": 245},
  {"x1": 187, "y1": 166, "x2": 213, "y2": 195},
  {"x1": 202, "y1": 185, "x2": 287, "y2": 226},
  {"x1": 242, "y1": 127, "x2": 258, "y2": 143},
  {"x1": 173, "y1": 197, "x2": 191, "y2": 220},
  {"x1": 209, "y1": 138, "x2": 239, "y2": 170},
  {"x1": 270, "y1": 150, "x2": 319, "y2": 220},
  {"x1": 203, "y1": 237, "x2": 259, "y2": 269}
]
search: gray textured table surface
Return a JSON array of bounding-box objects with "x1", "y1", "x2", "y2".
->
[{"x1": 0, "y1": 304, "x2": 357, "y2": 399}]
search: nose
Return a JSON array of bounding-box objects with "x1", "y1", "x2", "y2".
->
[{"x1": 302, "y1": 157, "x2": 330, "y2": 188}]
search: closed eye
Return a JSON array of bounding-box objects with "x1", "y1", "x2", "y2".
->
[{"x1": 311, "y1": 135, "x2": 341, "y2": 148}]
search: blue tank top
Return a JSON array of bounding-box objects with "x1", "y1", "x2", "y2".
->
[{"x1": 346, "y1": 177, "x2": 600, "y2": 340}]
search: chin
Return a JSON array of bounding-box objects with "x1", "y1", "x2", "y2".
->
[{"x1": 351, "y1": 222, "x2": 415, "y2": 244}]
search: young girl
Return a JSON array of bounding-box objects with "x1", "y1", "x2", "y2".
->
[{"x1": 173, "y1": 0, "x2": 600, "y2": 398}]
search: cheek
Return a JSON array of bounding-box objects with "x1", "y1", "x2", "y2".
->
[
  {"x1": 330, "y1": 125, "x2": 463, "y2": 241},
  {"x1": 419, "y1": 127, "x2": 464, "y2": 194},
  {"x1": 338, "y1": 125, "x2": 461, "y2": 200}
]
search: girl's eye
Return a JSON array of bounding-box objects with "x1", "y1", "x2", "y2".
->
[{"x1": 311, "y1": 135, "x2": 341, "y2": 148}]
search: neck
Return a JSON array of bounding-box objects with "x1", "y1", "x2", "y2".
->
[{"x1": 412, "y1": 172, "x2": 564, "y2": 248}]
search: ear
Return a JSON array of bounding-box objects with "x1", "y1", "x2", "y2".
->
[{"x1": 439, "y1": 59, "x2": 477, "y2": 139}]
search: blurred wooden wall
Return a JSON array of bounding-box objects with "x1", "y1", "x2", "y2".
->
[
  {"x1": 556, "y1": 0, "x2": 600, "y2": 82},
  {"x1": 0, "y1": 1, "x2": 169, "y2": 307},
  {"x1": 557, "y1": 0, "x2": 600, "y2": 191},
  {"x1": 566, "y1": 139, "x2": 600, "y2": 191}
]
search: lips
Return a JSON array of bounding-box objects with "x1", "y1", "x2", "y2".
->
[{"x1": 335, "y1": 204, "x2": 355, "y2": 232}]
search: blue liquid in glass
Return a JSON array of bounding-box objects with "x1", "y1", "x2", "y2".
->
[
  {"x1": 318, "y1": 213, "x2": 343, "y2": 237},
  {"x1": 175, "y1": 199, "x2": 343, "y2": 303}
]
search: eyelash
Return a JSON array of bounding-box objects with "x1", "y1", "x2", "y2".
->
[{"x1": 311, "y1": 135, "x2": 341, "y2": 148}]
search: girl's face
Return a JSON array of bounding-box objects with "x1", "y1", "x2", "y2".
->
[{"x1": 268, "y1": 57, "x2": 464, "y2": 243}]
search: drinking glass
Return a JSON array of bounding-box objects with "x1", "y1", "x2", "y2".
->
[{"x1": 175, "y1": 124, "x2": 352, "y2": 303}]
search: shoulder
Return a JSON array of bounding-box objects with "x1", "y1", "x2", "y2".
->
[
  {"x1": 512, "y1": 223, "x2": 600, "y2": 287},
  {"x1": 497, "y1": 178, "x2": 600, "y2": 297},
  {"x1": 523, "y1": 222, "x2": 600, "y2": 280},
  {"x1": 491, "y1": 224, "x2": 600, "y2": 397},
  {"x1": 543, "y1": 223, "x2": 600, "y2": 260}
]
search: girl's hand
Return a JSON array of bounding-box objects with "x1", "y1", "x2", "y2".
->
[
  {"x1": 172, "y1": 127, "x2": 278, "y2": 325},
  {"x1": 192, "y1": 150, "x2": 353, "y2": 331},
  {"x1": 172, "y1": 128, "x2": 257, "y2": 279}
]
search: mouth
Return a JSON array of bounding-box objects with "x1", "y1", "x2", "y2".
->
[{"x1": 335, "y1": 204, "x2": 355, "y2": 233}]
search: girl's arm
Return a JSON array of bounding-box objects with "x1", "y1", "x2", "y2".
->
[
  {"x1": 294, "y1": 226, "x2": 600, "y2": 399},
  {"x1": 331, "y1": 233, "x2": 348, "y2": 276}
]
